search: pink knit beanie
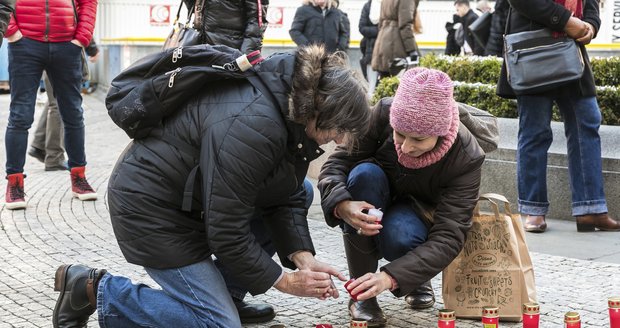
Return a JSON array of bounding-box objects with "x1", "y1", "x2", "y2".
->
[
  {"x1": 390, "y1": 68, "x2": 456, "y2": 136},
  {"x1": 390, "y1": 68, "x2": 460, "y2": 169}
]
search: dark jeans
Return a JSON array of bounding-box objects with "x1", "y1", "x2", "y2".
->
[
  {"x1": 6, "y1": 37, "x2": 85, "y2": 174},
  {"x1": 342, "y1": 163, "x2": 429, "y2": 261},
  {"x1": 216, "y1": 178, "x2": 315, "y2": 301}
]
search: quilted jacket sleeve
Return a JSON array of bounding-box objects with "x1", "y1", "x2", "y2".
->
[
  {"x1": 74, "y1": 0, "x2": 97, "y2": 46},
  {"x1": 0, "y1": 0, "x2": 14, "y2": 40},
  {"x1": 201, "y1": 107, "x2": 287, "y2": 295}
]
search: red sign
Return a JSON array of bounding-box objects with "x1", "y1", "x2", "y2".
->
[
  {"x1": 267, "y1": 6, "x2": 283, "y2": 27},
  {"x1": 150, "y1": 5, "x2": 171, "y2": 26}
]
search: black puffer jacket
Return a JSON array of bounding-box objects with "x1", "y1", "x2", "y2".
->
[
  {"x1": 289, "y1": 3, "x2": 347, "y2": 53},
  {"x1": 0, "y1": 0, "x2": 14, "y2": 41},
  {"x1": 484, "y1": 0, "x2": 509, "y2": 56},
  {"x1": 184, "y1": 0, "x2": 268, "y2": 54},
  {"x1": 318, "y1": 98, "x2": 485, "y2": 296},
  {"x1": 359, "y1": 0, "x2": 378, "y2": 67},
  {"x1": 108, "y1": 50, "x2": 328, "y2": 296},
  {"x1": 497, "y1": 0, "x2": 600, "y2": 98}
]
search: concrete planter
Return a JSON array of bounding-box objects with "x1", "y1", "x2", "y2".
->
[{"x1": 309, "y1": 118, "x2": 620, "y2": 221}]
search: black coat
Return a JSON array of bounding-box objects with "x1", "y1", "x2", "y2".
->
[
  {"x1": 497, "y1": 0, "x2": 600, "y2": 98},
  {"x1": 289, "y1": 4, "x2": 347, "y2": 53},
  {"x1": 184, "y1": 0, "x2": 268, "y2": 54},
  {"x1": 484, "y1": 0, "x2": 509, "y2": 56},
  {"x1": 462, "y1": 9, "x2": 484, "y2": 55},
  {"x1": 359, "y1": 0, "x2": 378, "y2": 66},
  {"x1": 318, "y1": 98, "x2": 485, "y2": 296},
  {"x1": 108, "y1": 53, "x2": 322, "y2": 296},
  {"x1": 445, "y1": 14, "x2": 462, "y2": 56},
  {"x1": 0, "y1": 0, "x2": 14, "y2": 41}
]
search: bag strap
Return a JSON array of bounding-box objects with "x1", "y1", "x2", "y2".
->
[
  {"x1": 193, "y1": 0, "x2": 206, "y2": 30},
  {"x1": 478, "y1": 193, "x2": 513, "y2": 217}
]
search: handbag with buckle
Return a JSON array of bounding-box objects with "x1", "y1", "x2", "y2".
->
[
  {"x1": 162, "y1": 0, "x2": 202, "y2": 50},
  {"x1": 503, "y1": 8, "x2": 584, "y2": 94}
]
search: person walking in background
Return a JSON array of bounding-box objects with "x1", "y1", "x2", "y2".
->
[
  {"x1": 359, "y1": 0, "x2": 380, "y2": 97},
  {"x1": 444, "y1": 13, "x2": 463, "y2": 55},
  {"x1": 183, "y1": 0, "x2": 269, "y2": 54},
  {"x1": 454, "y1": 0, "x2": 484, "y2": 55},
  {"x1": 371, "y1": 0, "x2": 420, "y2": 78},
  {"x1": 318, "y1": 68, "x2": 484, "y2": 326},
  {"x1": 497, "y1": 0, "x2": 620, "y2": 233},
  {"x1": 28, "y1": 40, "x2": 100, "y2": 172},
  {"x1": 0, "y1": 0, "x2": 14, "y2": 44},
  {"x1": 4, "y1": 0, "x2": 98, "y2": 210},
  {"x1": 474, "y1": 0, "x2": 492, "y2": 15},
  {"x1": 52, "y1": 44, "x2": 370, "y2": 328},
  {"x1": 484, "y1": 0, "x2": 509, "y2": 56},
  {"x1": 289, "y1": 0, "x2": 348, "y2": 53},
  {"x1": 334, "y1": 0, "x2": 351, "y2": 51}
]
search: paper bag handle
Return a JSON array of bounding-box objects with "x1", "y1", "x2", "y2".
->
[{"x1": 478, "y1": 193, "x2": 514, "y2": 216}]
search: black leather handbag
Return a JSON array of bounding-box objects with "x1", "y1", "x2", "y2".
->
[
  {"x1": 162, "y1": 0, "x2": 202, "y2": 50},
  {"x1": 469, "y1": 11, "x2": 492, "y2": 49}
]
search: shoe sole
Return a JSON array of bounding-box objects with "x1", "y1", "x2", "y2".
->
[
  {"x1": 53, "y1": 264, "x2": 72, "y2": 328},
  {"x1": 5, "y1": 201, "x2": 27, "y2": 210},
  {"x1": 73, "y1": 192, "x2": 98, "y2": 201},
  {"x1": 408, "y1": 300, "x2": 436, "y2": 309},
  {"x1": 239, "y1": 312, "x2": 276, "y2": 324}
]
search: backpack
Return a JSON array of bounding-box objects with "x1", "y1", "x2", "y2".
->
[
  {"x1": 457, "y1": 103, "x2": 499, "y2": 153},
  {"x1": 105, "y1": 44, "x2": 269, "y2": 139}
]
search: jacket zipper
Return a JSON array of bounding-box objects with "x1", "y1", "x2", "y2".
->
[{"x1": 44, "y1": 0, "x2": 50, "y2": 41}]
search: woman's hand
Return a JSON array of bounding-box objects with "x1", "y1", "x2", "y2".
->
[
  {"x1": 345, "y1": 272, "x2": 394, "y2": 301},
  {"x1": 335, "y1": 200, "x2": 383, "y2": 236},
  {"x1": 291, "y1": 251, "x2": 346, "y2": 299},
  {"x1": 7, "y1": 30, "x2": 23, "y2": 43},
  {"x1": 576, "y1": 22, "x2": 595, "y2": 45}
]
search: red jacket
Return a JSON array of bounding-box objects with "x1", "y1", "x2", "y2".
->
[{"x1": 6, "y1": 0, "x2": 97, "y2": 46}]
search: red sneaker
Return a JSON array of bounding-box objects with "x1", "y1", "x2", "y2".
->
[
  {"x1": 5, "y1": 173, "x2": 27, "y2": 210},
  {"x1": 70, "y1": 167, "x2": 97, "y2": 201}
]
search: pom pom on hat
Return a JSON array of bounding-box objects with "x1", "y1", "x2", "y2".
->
[{"x1": 389, "y1": 68, "x2": 456, "y2": 136}]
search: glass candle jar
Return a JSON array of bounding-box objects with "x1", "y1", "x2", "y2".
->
[
  {"x1": 344, "y1": 279, "x2": 359, "y2": 301},
  {"x1": 522, "y1": 303, "x2": 540, "y2": 328},
  {"x1": 438, "y1": 309, "x2": 456, "y2": 328},
  {"x1": 315, "y1": 325, "x2": 333, "y2": 328},
  {"x1": 350, "y1": 319, "x2": 368, "y2": 328},
  {"x1": 482, "y1": 306, "x2": 499, "y2": 327},
  {"x1": 609, "y1": 297, "x2": 620, "y2": 328},
  {"x1": 367, "y1": 208, "x2": 383, "y2": 223},
  {"x1": 564, "y1": 311, "x2": 580, "y2": 328}
]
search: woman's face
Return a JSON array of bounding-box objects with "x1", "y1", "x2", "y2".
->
[
  {"x1": 305, "y1": 118, "x2": 345, "y2": 146},
  {"x1": 393, "y1": 130, "x2": 439, "y2": 157}
]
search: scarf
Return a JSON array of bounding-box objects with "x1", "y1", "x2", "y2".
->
[
  {"x1": 555, "y1": 0, "x2": 583, "y2": 18},
  {"x1": 369, "y1": 0, "x2": 381, "y2": 25},
  {"x1": 394, "y1": 102, "x2": 460, "y2": 170}
]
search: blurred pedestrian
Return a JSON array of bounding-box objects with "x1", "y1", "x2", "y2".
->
[
  {"x1": 289, "y1": 0, "x2": 349, "y2": 53},
  {"x1": 359, "y1": 0, "x2": 380, "y2": 96},
  {"x1": 0, "y1": 0, "x2": 14, "y2": 45},
  {"x1": 4, "y1": 0, "x2": 98, "y2": 210},
  {"x1": 454, "y1": 0, "x2": 484, "y2": 55}
]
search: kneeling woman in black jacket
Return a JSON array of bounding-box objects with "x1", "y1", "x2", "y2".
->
[
  {"x1": 52, "y1": 45, "x2": 370, "y2": 328},
  {"x1": 319, "y1": 68, "x2": 484, "y2": 327}
]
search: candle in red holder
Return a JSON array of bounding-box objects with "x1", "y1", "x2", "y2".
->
[
  {"x1": 522, "y1": 303, "x2": 540, "y2": 328},
  {"x1": 564, "y1": 311, "x2": 580, "y2": 328},
  {"x1": 482, "y1": 306, "x2": 499, "y2": 327},
  {"x1": 344, "y1": 279, "x2": 359, "y2": 301},
  {"x1": 609, "y1": 297, "x2": 620, "y2": 328},
  {"x1": 315, "y1": 325, "x2": 333, "y2": 328},
  {"x1": 350, "y1": 319, "x2": 368, "y2": 327},
  {"x1": 437, "y1": 309, "x2": 455, "y2": 328},
  {"x1": 367, "y1": 208, "x2": 383, "y2": 223}
]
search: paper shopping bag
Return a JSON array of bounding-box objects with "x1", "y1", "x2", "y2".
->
[{"x1": 442, "y1": 193, "x2": 537, "y2": 321}]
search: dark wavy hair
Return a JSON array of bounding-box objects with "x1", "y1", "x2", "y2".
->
[{"x1": 289, "y1": 45, "x2": 370, "y2": 149}]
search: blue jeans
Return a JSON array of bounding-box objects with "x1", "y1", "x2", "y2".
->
[
  {"x1": 97, "y1": 260, "x2": 242, "y2": 328},
  {"x1": 342, "y1": 163, "x2": 428, "y2": 261},
  {"x1": 516, "y1": 91, "x2": 607, "y2": 216},
  {"x1": 5, "y1": 37, "x2": 85, "y2": 174},
  {"x1": 216, "y1": 179, "x2": 314, "y2": 301}
]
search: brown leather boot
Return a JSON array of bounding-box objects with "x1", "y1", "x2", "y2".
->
[
  {"x1": 53, "y1": 264, "x2": 107, "y2": 328},
  {"x1": 575, "y1": 213, "x2": 620, "y2": 232},
  {"x1": 343, "y1": 233, "x2": 386, "y2": 327}
]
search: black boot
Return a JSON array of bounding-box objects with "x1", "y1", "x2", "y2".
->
[
  {"x1": 404, "y1": 280, "x2": 436, "y2": 309},
  {"x1": 53, "y1": 264, "x2": 107, "y2": 328},
  {"x1": 233, "y1": 299, "x2": 276, "y2": 324},
  {"x1": 343, "y1": 233, "x2": 387, "y2": 327}
]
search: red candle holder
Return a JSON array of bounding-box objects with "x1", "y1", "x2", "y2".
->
[
  {"x1": 350, "y1": 319, "x2": 368, "y2": 327},
  {"x1": 482, "y1": 306, "x2": 499, "y2": 327},
  {"x1": 344, "y1": 279, "x2": 359, "y2": 301},
  {"x1": 522, "y1": 303, "x2": 540, "y2": 328},
  {"x1": 564, "y1": 311, "x2": 580, "y2": 328},
  {"x1": 609, "y1": 297, "x2": 620, "y2": 328},
  {"x1": 315, "y1": 324, "x2": 333, "y2": 328},
  {"x1": 367, "y1": 208, "x2": 383, "y2": 223},
  {"x1": 438, "y1": 309, "x2": 455, "y2": 328}
]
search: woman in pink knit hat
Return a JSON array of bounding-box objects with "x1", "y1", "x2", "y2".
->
[{"x1": 318, "y1": 67, "x2": 485, "y2": 326}]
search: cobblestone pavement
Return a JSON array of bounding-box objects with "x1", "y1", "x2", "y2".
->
[{"x1": 1, "y1": 93, "x2": 619, "y2": 328}]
